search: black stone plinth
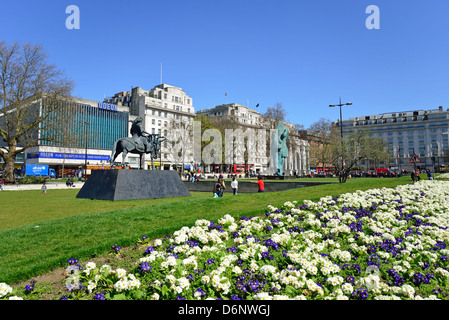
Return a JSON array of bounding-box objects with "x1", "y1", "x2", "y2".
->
[{"x1": 76, "y1": 169, "x2": 191, "y2": 201}]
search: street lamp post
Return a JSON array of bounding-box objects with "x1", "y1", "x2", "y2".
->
[
  {"x1": 329, "y1": 97, "x2": 352, "y2": 177},
  {"x1": 329, "y1": 97, "x2": 352, "y2": 140}
]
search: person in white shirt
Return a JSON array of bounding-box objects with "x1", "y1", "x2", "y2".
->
[{"x1": 231, "y1": 176, "x2": 238, "y2": 195}]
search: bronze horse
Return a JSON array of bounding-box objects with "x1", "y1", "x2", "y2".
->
[{"x1": 110, "y1": 134, "x2": 168, "y2": 169}]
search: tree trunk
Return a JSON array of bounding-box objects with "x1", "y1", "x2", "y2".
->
[
  {"x1": 338, "y1": 169, "x2": 348, "y2": 183},
  {"x1": 2, "y1": 147, "x2": 17, "y2": 184}
]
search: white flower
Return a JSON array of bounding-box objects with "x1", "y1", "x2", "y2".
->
[
  {"x1": 401, "y1": 284, "x2": 415, "y2": 297},
  {"x1": 0, "y1": 283, "x2": 12, "y2": 298},
  {"x1": 177, "y1": 277, "x2": 190, "y2": 290},
  {"x1": 128, "y1": 276, "x2": 141, "y2": 290},
  {"x1": 260, "y1": 265, "x2": 277, "y2": 275},
  {"x1": 150, "y1": 293, "x2": 160, "y2": 300},
  {"x1": 201, "y1": 275, "x2": 210, "y2": 284},
  {"x1": 115, "y1": 268, "x2": 127, "y2": 279},
  {"x1": 341, "y1": 283, "x2": 353, "y2": 294},
  {"x1": 114, "y1": 278, "x2": 129, "y2": 292},
  {"x1": 254, "y1": 292, "x2": 273, "y2": 300},
  {"x1": 87, "y1": 280, "x2": 97, "y2": 293},
  {"x1": 306, "y1": 265, "x2": 318, "y2": 275},
  {"x1": 85, "y1": 262, "x2": 96, "y2": 270}
]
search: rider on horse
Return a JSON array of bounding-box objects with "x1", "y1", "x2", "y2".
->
[{"x1": 130, "y1": 117, "x2": 151, "y2": 153}]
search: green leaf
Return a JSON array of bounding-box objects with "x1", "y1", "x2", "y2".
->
[
  {"x1": 285, "y1": 285, "x2": 296, "y2": 295},
  {"x1": 162, "y1": 285, "x2": 169, "y2": 297}
]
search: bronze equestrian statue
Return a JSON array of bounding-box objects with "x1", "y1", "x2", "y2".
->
[{"x1": 110, "y1": 117, "x2": 169, "y2": 169}]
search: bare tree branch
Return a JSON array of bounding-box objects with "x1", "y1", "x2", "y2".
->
[{"x1": 0, "y1": 41, "x2": 74, "y2": 183}]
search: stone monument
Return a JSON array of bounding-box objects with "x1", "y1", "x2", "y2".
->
[
  {"x1": 76, "y1": 169, "x2": 190, "y2": 201},
  {"x1": 275, "y1": 121, "x2": 289, "y2": 176},
  {"x1": 76, "y1": 117, "x2": 190, "y2": 201}
]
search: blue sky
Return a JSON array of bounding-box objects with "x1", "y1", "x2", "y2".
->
[{"x1": 1, "y1": 0, "x2": 449, "y2": 128}]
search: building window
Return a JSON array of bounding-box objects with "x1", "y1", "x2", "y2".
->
[
  {"x1": 152, "y1": 128, "x2": 155, "y2": 134},
  {"x1": 152, "y1": 119, "x2": 155, "y2": 124}
]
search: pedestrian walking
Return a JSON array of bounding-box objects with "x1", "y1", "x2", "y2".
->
[
  {"x1": 411, "y1": 170, "x2": 416, "y2": 183},
  {"x1": 231, "y1": 176, "x2": 238, "y2": 195},
  {"x1": 0, "y1": 177, "x2": 3, "y2": 191},
  {"x1": 416, "y1": 170, "x2": 421, "y2": 181},
  {"x1": 41, "y1": 181, "x2": 47, "y2": 195},
  {"x1": 426, "y1": 169, "x2": 432, "y2": 180}
]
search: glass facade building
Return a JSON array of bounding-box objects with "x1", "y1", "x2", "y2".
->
[
  {"x1": 24, "y1": 98, "x2": 130, "y2": 174},
  {"x1": 40, "y1": 100, "x2": 129, "y2": 150}
]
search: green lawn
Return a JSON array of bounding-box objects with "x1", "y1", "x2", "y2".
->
[{"x1": 0, "y1": 176, "x2": 414, "y2": 285}]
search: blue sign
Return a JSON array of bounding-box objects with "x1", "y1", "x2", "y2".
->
[
  {"x1": 98, "y1": 102, "x2": 118, "y2": 112},
  {"x1": 27, "y1": 152, "x2": 110, "y2": 161}
]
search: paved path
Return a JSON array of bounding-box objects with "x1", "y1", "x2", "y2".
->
[{"x1": 1, "y1": 181, "x2": 85, "y2": 191}]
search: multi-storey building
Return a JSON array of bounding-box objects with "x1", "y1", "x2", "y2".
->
[
  {"x1": 8, "y1": 83, "x2": 196, "y2": 175},
  {"x1": 338, "y1": 106, "x2": 449, "y2": 171},
  {"x1": 24, "y1": 97, "x2": 129, "y2": 175},
  {"x1": 196, "y1": 103, "x2": 310, "y2": 175},
  {"x1": 197, "y1": 103, "x2": 263, "y2": 127},
  {"x1": 106, "y1": 91, "x2": 132, "y2": 108},
  {"x1": 128, "y1": 84, "x2": 196, "y2": 170}
]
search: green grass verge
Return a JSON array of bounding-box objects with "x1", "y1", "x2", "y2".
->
[{"x1": 0, "y1": 176, "x2": 414, "y2": 284}]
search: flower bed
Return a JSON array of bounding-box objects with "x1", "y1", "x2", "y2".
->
[
  {"x1": 437, "y1": 173, "x2": 449, "y2": 180},
  {"x1": 2, "y1": 180, "x2": 449, "y2": 300}
]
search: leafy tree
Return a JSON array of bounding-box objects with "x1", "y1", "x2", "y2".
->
[
  {"x1": 0, "y1": 42, "x2": 73, "y2": 183},
  {"x1": 329, "y1": 128, "x2": 389, "y2": 183}
]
